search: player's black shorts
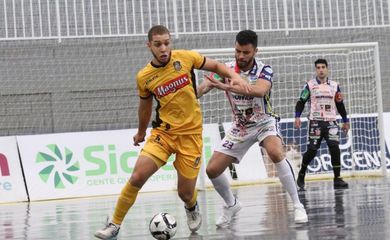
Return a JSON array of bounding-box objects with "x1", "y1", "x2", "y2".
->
[{"x1": 307, "y1": 120, "x2": 339, "y2": 150}]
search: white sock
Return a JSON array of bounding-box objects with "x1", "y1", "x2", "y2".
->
[
  {"x1": 210, "y1": 173, "x2": 235, "y2": 207},
  {"x1": 275, "y1": 159, "x2": 302, "y2": 207}
]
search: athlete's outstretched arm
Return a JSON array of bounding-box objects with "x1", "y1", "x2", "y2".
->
[
  {"x1": 205, "y1": 71, "x2": 271, "y2": 97},
  {"x1": 201, "y1": 58, "x2": 249, "y2": 92},
  {"x1": 232, "y1": 65, "x2": 274, "y2": 97},
  {"x1": 133, "y1": 96, "x2": 153, "y2": 146},
  {"x1": 197, "y1": 74, "x2": 215, "y2": 98},
  {"x1": 242, "y1": 78, "x2": 271, "y2": 97}
]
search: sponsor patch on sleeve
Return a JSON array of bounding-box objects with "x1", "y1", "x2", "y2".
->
[
  {"x1": 260, "y1": 66, "x2": 273, "y2": 81},
  {"x1": 300, "y1": 85, "x2": 310, "y2": 100},
  {"x1": 207, "y1": 72, "x2": 224, "y2": 82},
  {"x1": 335, "y1": 92, "x2": 343, "y2": 102}
]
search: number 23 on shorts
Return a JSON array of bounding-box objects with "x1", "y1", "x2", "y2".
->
[{"x1": 222, "y1": 140, "x2": 234, "y2": 149}]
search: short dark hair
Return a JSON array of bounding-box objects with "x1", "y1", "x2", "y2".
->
[
  {"x1": 236, "y1": 30, "x2": 258, "y2": 48},
  {"x1": 315, "y1": 58, "x2": 328, "y2": 67},
  {"x1": 148, "y1": 25, "x2": 170, "y2": 41}
]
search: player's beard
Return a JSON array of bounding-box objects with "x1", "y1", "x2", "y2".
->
[
  {"x1": 151, "y1": 50, "x2": 171, "y2": 66},
  {"x1": 235, "y1": 57, "x2": 253, "y2": 70}
]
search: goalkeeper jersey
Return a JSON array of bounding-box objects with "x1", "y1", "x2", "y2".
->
[
  {"x1": 299, "y1": 78, "x2": 342, "y2": 121},
  {"x1": 136, "y1": 49, "x2": 206, "y2": 135}
]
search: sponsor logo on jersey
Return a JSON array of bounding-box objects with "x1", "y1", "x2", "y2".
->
[
  {"x1": 315, "y1": 95, "x2": 333, "y2": 99},
  {"x1": 259, "y1": 72, "x2": 272, "y2": 81},
  {"x1": 300, "y1": 88, "x2": 310, "y2": 100},
  {"x1": 259, "y1": 67, "x2": 273, "y2": 81},
  {"x1": 154, "y1": 74, "x2": 190, "y2": 98},
  {"x1": 249, "y1": 75, "x2": 258, "y2": 81},
  {"x1": 232, "y1": 95, "x2": 254, "y2": 100},
  {"x1": 312, "y1": 112, "x2": 321, "y2": 117},
  {"x1": 312, "y1": 89, "x2": 320, "y2": 95},
  {"x1": 335, "y1": 92, "x2": 343, "y2": 102},
  {"x1": 264, "y1": 67, "x2": 273, "y2": 74},
  {"x1": 173, "y1": 61, "x2": 182, "y2": 71},
  {"x1": 146, "y1": 75, "x2": 159, "y2": 85},
  {"x1": 208, "y1": 72, "x2": 224, "y2": 82}
]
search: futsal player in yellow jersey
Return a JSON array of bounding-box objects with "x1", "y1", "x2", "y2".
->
[{"x1": 95, "y1": 25, "x2": 249, "y2": 239}]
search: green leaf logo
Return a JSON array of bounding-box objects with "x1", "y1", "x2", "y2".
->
[{"x1": 36, "y1": 144, "x2": 80, "y2": 189}]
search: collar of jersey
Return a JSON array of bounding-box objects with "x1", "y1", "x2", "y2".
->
[
  {"x1": 315, "y1": 77, "x2": 329, "y2": 85},
  {"x1": 150, "y1": 55, "x2": 171, "y2": 68},
  {"x1": 234, "y1": 59, "x2": 258, "y2": 75}
]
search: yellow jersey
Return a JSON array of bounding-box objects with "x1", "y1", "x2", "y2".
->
[{"x1": 136, "y1": 49, "x2": 206, "y2": 135}]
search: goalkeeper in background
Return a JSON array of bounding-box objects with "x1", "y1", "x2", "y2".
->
[
  {"x1": 294, "y1": 58, "x2": 350, "y2": 190},
  {"x1": 197, "y1": 30, "x2": 308, "y2": 227}
]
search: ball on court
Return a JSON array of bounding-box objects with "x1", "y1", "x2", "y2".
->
[{"x1": 149, "y1": 213, "x2": 177, "y2": 240}]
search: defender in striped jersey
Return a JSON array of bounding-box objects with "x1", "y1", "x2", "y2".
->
[{"x1": 198, "y1": 30, "x2": 308, "y2": 227}]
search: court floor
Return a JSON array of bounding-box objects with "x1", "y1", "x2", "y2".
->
[{"x1": 1, "y1": 177, "x2": 389, "y2": 240}]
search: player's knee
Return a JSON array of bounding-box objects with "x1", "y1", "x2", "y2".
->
[
  {"x1": 267, "y1": 149, "x2": 284, "y2": 163},
  {"x1": 206, "y1": 165, "x2": 219, "y2": 179},
  {"x1": 129, "y1": 172, "x2": 147, "y2": 188},
  {"x1": 178, "y1": 190, "x2": 193, "y2": 203},
  {"x1": 328, "y1": 143, "x2": 340, "y2": 154}
]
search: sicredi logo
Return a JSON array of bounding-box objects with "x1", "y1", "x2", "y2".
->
[
  {"x1": 36, "y1": 144, "x2": 80, "y2": 189},
  {"x1": 0, "y1": 153, "x2": 10, "y2": 176},
  {"x1": 35, "y1": 139, "x2": 214, "y2": 189}
]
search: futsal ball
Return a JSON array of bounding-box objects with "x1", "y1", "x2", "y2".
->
[{"x1": 149, "y1": 213, "x2": 177, "y2": 240}]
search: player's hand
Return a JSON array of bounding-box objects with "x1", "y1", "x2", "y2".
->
[
  {"x1": 229, "y1": 76, "x2": 250, "y2": 93},
  {"x1": 203, "y1": 74, "x2": 217, "y2": 88},
  {"x1": 294, "y1": 118, "x2": 301, "y2": 129},
  {"x1": 342, "y1": 122, "x2": 350, "y2": 134},
  {"x1": 133, "y1": 131, "x2": 146, "y2": 146},
  {"x1": 205, "y1": 73, "x2": 228, "y2": 90}
]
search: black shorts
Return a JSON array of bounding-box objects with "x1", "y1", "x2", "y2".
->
[{"x1": 307, "y1": 120, "x2": 339, "y2": 149}]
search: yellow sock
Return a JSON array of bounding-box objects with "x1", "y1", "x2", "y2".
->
[
  {"x1": 112, "y1": 181, "x2": 140, "y2": 225},
  {"x1": 186, "y1": 189, "x2": 198, "y2": 209}
]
